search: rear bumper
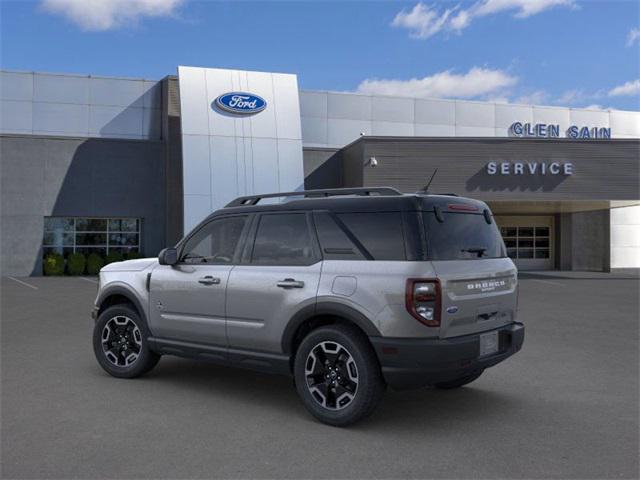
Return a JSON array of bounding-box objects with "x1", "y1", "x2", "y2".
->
[{"x1": 370, "y1": 322, "x2": 524, "y2": 390}]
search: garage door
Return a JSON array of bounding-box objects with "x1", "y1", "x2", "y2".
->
[{"x1": 495, "y1": 216, "x2": 554, "y2": 270}]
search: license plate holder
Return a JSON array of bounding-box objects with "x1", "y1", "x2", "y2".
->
[{"x1": 479, "y1": 331, "x2": 499, "y2": 357}]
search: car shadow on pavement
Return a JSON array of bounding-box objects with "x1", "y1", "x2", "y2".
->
[{"x1": 124, "y1": 356, "x2": 523, "y2": 430}]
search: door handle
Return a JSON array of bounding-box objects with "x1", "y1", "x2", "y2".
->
[
  {"x1": 277, "y1": 278, "x2": 305, "y2": 289},
  {"x1": 198, "y1": 276, "x2": 221, "y2": 285}
]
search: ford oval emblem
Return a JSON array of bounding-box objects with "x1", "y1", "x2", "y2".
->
[
  {"x1": 214, "y1": 92, "x2": 266, "y2": 115},
  {"x1": 446, "y1": 306, "x2": 459, "y2": 314}
]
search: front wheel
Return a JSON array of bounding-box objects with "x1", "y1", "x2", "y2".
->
[
  {"x1": 294, "y1": 324, "x2": 385, "y2": 427},
  {"x1": 93, "y1": 304, "x2": 160, "y2": 378}
]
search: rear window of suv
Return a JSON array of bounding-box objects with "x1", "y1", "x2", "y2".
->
[{"x1": 423, "y1": 212, "x2": 506, "y2": 260}]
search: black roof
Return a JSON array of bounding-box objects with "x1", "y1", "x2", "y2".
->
[{"x1": 203, "y1": 187, "x2": 489, "y2": 222}]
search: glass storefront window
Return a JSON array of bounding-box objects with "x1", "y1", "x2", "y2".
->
[
  {"x1": 43, "y1": 217, "x2": 141, "y2": 259},
  {"x1": 501, "y1": 224, "x2": 551, "y2": 260}
]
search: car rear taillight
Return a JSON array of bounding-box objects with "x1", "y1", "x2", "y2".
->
[{"x1": 405, "y1": 279, "x2": 441, "y2": 327}]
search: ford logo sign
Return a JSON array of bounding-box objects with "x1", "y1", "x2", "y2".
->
[
  {"x1": 214, "y1": 92, "x2": 266, "y2": 115},
  {"x1": 446, "y1": 306, "x2": 459, "y2": 314}
]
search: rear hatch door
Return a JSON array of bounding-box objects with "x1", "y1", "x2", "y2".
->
[
  {"x1": 433, "y1": 259, "x2": 517, "y2": 338},
  {"x1": 423, "y1": 205, "x2": 517, "y2": 339}
]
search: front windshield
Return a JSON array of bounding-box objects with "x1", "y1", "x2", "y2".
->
[{"x1": 423, "y1": 211, "x2": 506, "y2": 260}]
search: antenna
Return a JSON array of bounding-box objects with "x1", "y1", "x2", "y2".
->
[{"x1": 419, "y1": 168, "x2": 438, "y2": 193}]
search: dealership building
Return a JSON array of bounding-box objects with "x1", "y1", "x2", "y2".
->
[{"x1": 1, "y1": 66, "x2": 639, "y2": 275}]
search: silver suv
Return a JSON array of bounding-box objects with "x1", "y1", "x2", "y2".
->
[{"x1": 92, "y1": 187, "x2": 524, "y2": 426}]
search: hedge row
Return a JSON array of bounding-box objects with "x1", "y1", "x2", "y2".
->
[{"x1": 43, "y1": 251, "x2": 142, "y2": 276}]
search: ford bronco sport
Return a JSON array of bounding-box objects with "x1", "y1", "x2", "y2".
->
[{"x1": 92, "y1": 187, "x2": 524, "y2": 426}]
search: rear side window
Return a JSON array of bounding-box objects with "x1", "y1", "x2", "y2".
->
[
  {"x1": 251, "y1": 213, "x2": 317, "y2": 265},
  {"x1": 335, "y1": 212, "x2": 406, "y2": 261},
  {"x1": 313, "y1": 212, "x2": 366, "y2": 261},
  {"x1": 423, "y1": 212, "x2": 506, "y2": 260}
]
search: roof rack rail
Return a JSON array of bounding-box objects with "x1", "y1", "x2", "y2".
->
[{"x1": 225, "y1": 187, "x2": 402, "y2": 207}]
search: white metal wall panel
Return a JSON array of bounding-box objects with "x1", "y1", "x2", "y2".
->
[
  {"x1": 532, "y1": 106, "x2": 571, "y2": 133},
  {"x1": 610, "y1": 110, "x2": 640, "y2": 137},
  {"x1": 327, "y1": 118, "x2": 371, "y2": 145},
  {"x1": 1, "y1": 71, "x2": 33, "y2": 101},
  {"x1": 455, "y1": 125, "x2": 495, "y2": 137},
  {"x1": 327, "y1": 93, "x2": 371, "y2": 120},
  {"x1": 0, "y1": 70, "x2": 161, "y2": 140},
  {"x1": 180, "y1": 68, "x2": 209, "y2": 136},
  {"x1": 90, "y1": 77, "x2": 145, "y2": 107},
  {"x1": 570, "y1": 109, "x2": 609, "y2": 128},
  {"x1": 455, "y1": 101, "x2": 495, "y2": 127},
  {"x1": 33, "y1": 102, "x2": 89, "y2": 136},
  {"x1": 89, "y1": 105, "x2": 144, "y2": 137},
  {"x1": 372, "y1": 96, "x2": 414, "y2": 123},
  {"x1": 273, "y1": 73, "x2": 303, "y2": 140},
  {"x1": 301, "y1": 116, "x2": 328, "y2": 145},
  {"x1": 371, "y1": 121, "x2": 414, "y2": 136},
  {"x1": 299, "y1": 91, "x2": 327, "y2": 118},
  {"x1": 495, "y1": 104, "x2": 534, "y2": 128},
  {"x1": 414, "y1": 123, "x2": 455, "y2": 136},
  {"x1": 178, "y1": 66, "x2": 304, "y2": 232},
  {"x1": 299, "y1": 89, "x2": 640, "y2": 147},
  {"x1": 415, "y1": 99, "x2": 455, "y2": 125},
  {"x1": 181, "y1": 135, "x2": 211, "y2": 196},
  {"x1": 610, "y1": 205, "x2": 640, "y2": 268},
  {"x1": 34, "y1": 73, "x2": 89, "y2": 104},
  {"x1": 0, "y1": 100, "x2": 32, "y2": 133}
]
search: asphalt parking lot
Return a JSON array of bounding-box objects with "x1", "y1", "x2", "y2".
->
[{"x1": 1, "y1": 271, "x2": 638, "y2": 479}]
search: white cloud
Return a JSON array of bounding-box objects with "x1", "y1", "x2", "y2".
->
[
  {"x1": 392, "y1": 0, "x2": 576, "y2": 38},
  {"x1": 391, "y1": 3, "x2": 457, "y2": 39},
  {"x1": 356, "y1": 67, "x2": 518, "y2": 99},
  {"x1": 471, "y1": 0, "x2": 577, "y2": 19},
  {"x1": 608, "y1": 79, "x2": 640, "y2": 97},
  {"x1": 557, "y1": 89, "x2": 587, "y2": 105},
  {"x1": 583, "y1": 104, "x2": 605, "y2": 110},
  {"x1": 40, "y1": 0, "x2": 184, "y2": 31},
  {"x1": 627, "y1": 28, "x2": 640, "y2": 47},
  {"x1": 515, "y1": 90, "x2": 548, "y2": 105}
]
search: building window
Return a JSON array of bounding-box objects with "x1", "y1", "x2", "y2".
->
[
  {"x1": 43, "y1": 217, "x2": 141, "y2": 258},
  {"x1": 501, "y1": 226, "x2": 549, "y2": 260}
]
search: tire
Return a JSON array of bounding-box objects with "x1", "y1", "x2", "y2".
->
[
  {"x1": 294, "y1": 324, "x2": 385, "y2": 427},
  {"x1": 433, "y1": 370, "x2": 483, "y2": 389},
  {"x1": 93, "y1": 304, "x2": 160, "y2": 378}
]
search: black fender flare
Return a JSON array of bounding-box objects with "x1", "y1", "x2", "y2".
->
[
  {"x1": 95, "y1": 285, "x2": 147, "y2": 324},
  {"x1": 281, "y1": 301, "x2": 381, "y2": 354}
]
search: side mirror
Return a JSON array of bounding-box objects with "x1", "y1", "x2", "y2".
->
[{"x1": 158, "y1": 247, "x2": 178, "y2": 266}]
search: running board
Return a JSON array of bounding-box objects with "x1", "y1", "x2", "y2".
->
[{"x1": 147, "y1": 337, "x2": 291, "y2": 376}]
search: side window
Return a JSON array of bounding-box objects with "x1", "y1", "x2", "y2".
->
[
  {"x1": 251, "y1": 213, "x2": 316, "y2": 266},
  {"x1": 336, "y1": 212, "x2": 406, "y2": 261},
  {"x1": 313, "y1": 212, "x2": 366, "y2": 260},
  {"x1": 181, "y1": 216, "x2": 247, "y2": 264}
]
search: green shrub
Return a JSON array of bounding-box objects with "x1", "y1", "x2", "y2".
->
[
  {"x1": 67, "y1": 252, "x2": 86, "y2": 275},
  {"x1": 124, "y1": 251, "x2": 142, "y2": 260},
  {"x1": 43, "y1": 253, "x2": 64, "y2": 276},
  {"x1": 105, "y1": 251, "x2": 124, "y2": 265},
  {"x1": 86, "y1": 253, "x2": 104, "y2": 275}
]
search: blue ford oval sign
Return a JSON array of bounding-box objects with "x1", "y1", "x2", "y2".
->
[{"x1": 214, "y1": 92, "x2": 266, "y2": 115}]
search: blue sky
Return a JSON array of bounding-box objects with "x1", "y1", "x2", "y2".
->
[{"x1": 1, "y1": 0, "x2": 639, "y2": 110}]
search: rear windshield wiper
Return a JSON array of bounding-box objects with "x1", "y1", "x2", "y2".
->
[{"x1": 461, "y1": 247, "x2": 487, "y2": 257}]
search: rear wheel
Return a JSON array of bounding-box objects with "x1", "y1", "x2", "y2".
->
[
  {"x1": 294, "y1": 324, "x2": 385, "y2": 427},
  {"x1": 93, "y1": 304, "x2": 160, "y2": 378},
  {"x1": 433, "y1": 370, "x2": 483, "y2": 389}
]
